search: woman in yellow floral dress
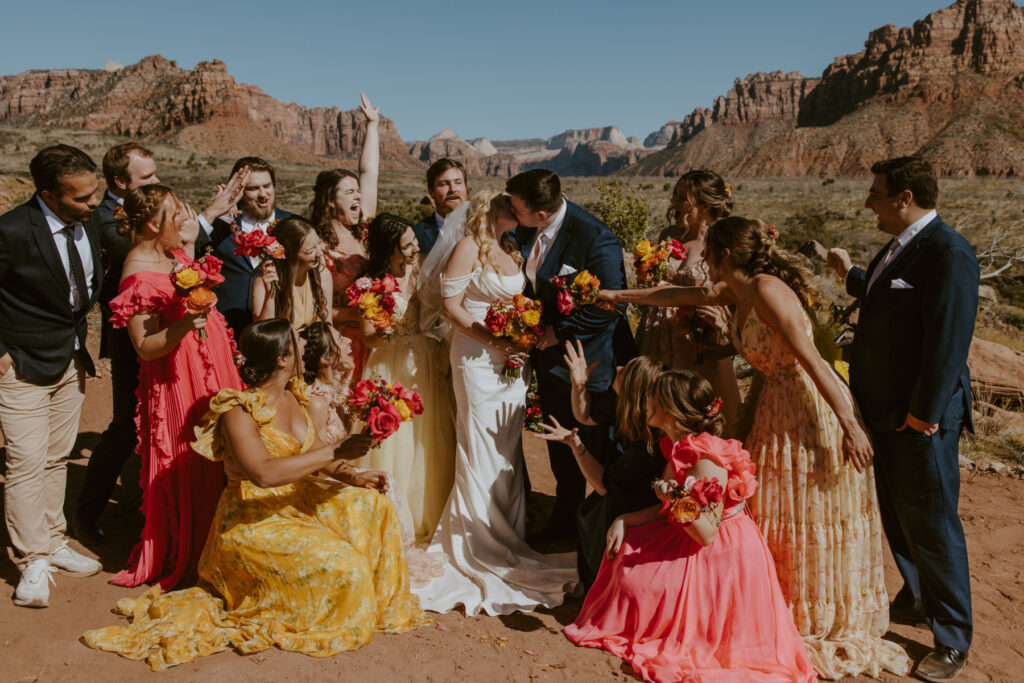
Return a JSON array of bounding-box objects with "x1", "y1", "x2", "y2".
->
[
  {"x1": 599, "y1": 217, "x2": 911, "y2": 680},
  {"x1": 83, "y1": 319, "x2": 428, "y2": 670}
]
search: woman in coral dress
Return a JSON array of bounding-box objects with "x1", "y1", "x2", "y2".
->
[
  {"x1": 83, "y1": 319, "x2": 427, "y2": 670},
  {"x1": 599, "y1": 216, "x2": 911, "y2": 679},
  {"x1": 565, "y1": 370, "x2": 816, "y2": 683},
  {"x1": 108, "y1": 185, "x2": 243, "y2": 590},
  {"x1": 356, "y1": 214, "x2": 456, "y2": 543}
]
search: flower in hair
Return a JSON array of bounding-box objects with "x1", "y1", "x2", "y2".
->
[
  {"x1": 765, "y1": 224, "x2": 779, "y2": 241},
  {"x1": 704, "y1": 398, "x2": 723, "y2": 418},
  {"x1": 724, "y1": 184, "x2": 732, "y2": 198},
  {"x1": 233, "y1": 350, "x2": 246, "y2": 367},
  {"x1": 113, "y1": 206, "x2": 128, "y2": 221}
]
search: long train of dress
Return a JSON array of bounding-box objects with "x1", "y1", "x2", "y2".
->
[{"x1": 413, "y1": 268, "x2": 578, "y2": 615}]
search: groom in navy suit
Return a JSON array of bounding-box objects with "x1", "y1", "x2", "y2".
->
[
  {"x1": 508, "y1": 169, "x2": 635, "y2": 540},
  {"x1": 829, "y1": 157, "x2": 976, "y2": 683}
]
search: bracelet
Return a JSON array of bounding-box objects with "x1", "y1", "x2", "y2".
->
[{"x1": 571, "y1": 441, "x2": 586, "y2": 458}]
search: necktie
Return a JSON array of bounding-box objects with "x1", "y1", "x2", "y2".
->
[
  {"x1": 867, "y1": 239, "x2": 899, "y2": 293},
  {"x1": 526, "y1": 233, "x2": 548, "y2": 289},
  {"x1": 61, "y1": 224, "x2": 89, "y2": 312}
]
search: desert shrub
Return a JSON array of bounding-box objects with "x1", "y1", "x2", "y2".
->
[
  {"x1": 996, "y1": 303, "x2": 1024, "y2": 330},
  {"x1": 376, "y1": 197, "x2": 433, "y2": 224},
  {"x1": 595, "y1": 178, "x2": 651, "y2": 251}
]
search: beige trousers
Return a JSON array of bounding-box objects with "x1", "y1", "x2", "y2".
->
[{"x1": 0, "y1": 358, "x2": 85, "y2": 566}]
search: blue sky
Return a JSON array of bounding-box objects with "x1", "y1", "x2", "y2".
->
[{"x1": 0, "y1": 0, "x2": 999, "y2": 142}]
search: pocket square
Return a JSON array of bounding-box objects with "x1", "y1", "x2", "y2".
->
[
  {"x1": 558, "y1": 264, "x2": 576, "y2": 277},
  {"x1": 890, "y1": 278, "x2": 914, "y2": 289}
]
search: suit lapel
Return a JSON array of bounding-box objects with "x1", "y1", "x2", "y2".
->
[
  {"x1": 28, "y1": 202, "x2": 73, "y2": 308},
  {"x1": 535, "y1": 203, "x2": 575, "y2": 287},
  {"x1": 867, "y1": 219, "x2": 941, "y2": 300},
  {"x1": 85, "y1": 218, "x2": 103, "y2": 296}
]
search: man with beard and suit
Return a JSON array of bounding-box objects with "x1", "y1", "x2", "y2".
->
[
  {"x1": 72, "y1": 144, "x2": 246, "y2": 544},
  {"x1": 414, "y1": 158, "x2": 468, "y2": 255},
  {"x1": 198, "y1": 156, "x2": 293, "y2": 337},
  {"x1": 0, "y1": 145, "x2": 105, "y2": 607},
  {"x1": 828, "y1": 157, "x2": 977, "y2": 683},
  {"x1": 507, "y1": 169, "x2": 635, "y2": 541}
]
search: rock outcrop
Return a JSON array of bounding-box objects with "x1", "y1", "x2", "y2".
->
[
  {"x1": 627, "y1": 0, "x2": 1024, "y2": 178},
  {"x1": 0, "y1": 55, "x2": 418, "y2": 168}
]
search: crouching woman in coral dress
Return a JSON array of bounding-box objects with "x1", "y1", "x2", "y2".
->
[
  {"x1": 83, "y1": 319, "x2": 428, "y2": 670},
  {"x1": 565, "y1": 370, "x2": 816, "y2": 683}
]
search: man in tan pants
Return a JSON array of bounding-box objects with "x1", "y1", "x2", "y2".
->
[{"x1": 0, "y1": 144, "x2": 104, "y2": 607}]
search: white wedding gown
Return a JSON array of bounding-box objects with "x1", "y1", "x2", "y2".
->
[{"x1": 413, "y1": 268, "x2": 579, "y2": 615}]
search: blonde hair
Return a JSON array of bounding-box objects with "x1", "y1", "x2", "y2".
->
[
  {"x1": 616, "y1": 355, "x2": 667, "y2": 449},
  {"x1": 464, "y1": 190, "x2": 522, "y2": 273},
  {"x1": 116, "y1": 184, "x2": 176, "y2": 240}
]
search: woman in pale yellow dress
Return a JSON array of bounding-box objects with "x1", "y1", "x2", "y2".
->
[
  {"x1": 599, "y1": 217, "x2": 911, "y2": 680},
  {"x1": 83, "y1": 319, "x2": 427, "y2": 670},
  {"x1": 252, "y1": 217, "x2": 333, "y2": 330},
  {"x1": 357, "y1": 214, "x2": 456, "y2": 543}
]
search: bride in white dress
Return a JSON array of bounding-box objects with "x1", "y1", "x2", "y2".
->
[{"x1": 414, "y1": 191, "x2": 579, "y2": 615}]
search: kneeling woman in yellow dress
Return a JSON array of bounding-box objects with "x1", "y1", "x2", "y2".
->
[{"x1": 83, "y1": 318, "x2": 428, "y2": 670}]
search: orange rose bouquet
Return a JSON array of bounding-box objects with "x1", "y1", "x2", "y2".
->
[
  {"x1": 551, "y1": 269, "x2": 617, "y2": 315},
  {"x1": 347, "y1": 378, "x2": 424, "y2": 445},
  {"x1": 484, "y1": 294, "x2": 544, "y2": 378},
  {"x1": 658, "y1": 474, "x2": 725, "y2": 526},
  {"x1": 345, "y1": 274, "x2": 400, "y2": 335},
  {"x1": 633, "y1": 238, "x2": 686, "y2": 288},
  {"x1": 170, "y1": 254, "x2": 224, "y2": 340}
]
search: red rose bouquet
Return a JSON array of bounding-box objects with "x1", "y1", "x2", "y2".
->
[
  {"x1": 633, "y1": 238, "x2": 686, "y2": 288},
  {"x1": 345, "y1": 274, "x2": 399, "y2": 334},
  {"x1": 347, "y1": 378, "x2": 424, "y2": 445},
  {"x1": 484, "y1": 294, "x2": 543, "y2": 378},
  {"x1": 659, "y1": 474, "x2": 725, "y2": 526},
  {"x1": 232, "y1": 221, "x2": 284, "y2": 291},
  {"x1": 170, "y1": 254, "x2": 224, "y2": 340},
  {"x1": 550, "y1": 269, "x2": 617, "y2": 315}
]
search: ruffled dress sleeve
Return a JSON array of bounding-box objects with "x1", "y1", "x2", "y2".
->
[
  {"x1": 661, "y1": 432, "x2": 758, "y2": 508},
  {"x1": 191, "y1": 387, "x2": 276, "y2": 462},
  {"x1": 108, "y1": 273, "x2": 173, "y2": 329}
]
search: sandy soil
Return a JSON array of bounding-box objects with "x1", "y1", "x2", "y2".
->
[{"x1": 1, "y1": 365, "x2": 1023, "y2": 683}]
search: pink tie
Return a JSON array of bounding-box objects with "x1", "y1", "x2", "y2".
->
[
  {"x1": 526, "y1": 234, "x2": 548, "y2": 290},
  {"x1": 867, "y1": 239, "x2": 899, "y2": 293}
]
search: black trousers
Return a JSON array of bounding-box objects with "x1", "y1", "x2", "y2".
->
[
  {"x1": 871, "y1": 402, "x2": 973, "y2": 652},
  {"x1": 75, "y1": 324, "x2": 139, "y2": 523}
]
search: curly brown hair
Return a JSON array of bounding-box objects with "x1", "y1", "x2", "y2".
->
[
  {"x1": 116, "y1": 184, "x2": 176, "y2": 240},
  {"x1": 652, "y1": 370, "x2": 725, "y2": 437}
]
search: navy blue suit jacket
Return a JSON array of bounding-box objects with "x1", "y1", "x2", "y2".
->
[
  {"x1": 0, "y1": 199, "x2": 102, "y2": 385},
  {"x1": 847, "y1": 215, "x2": 978, "y2": 432},
  {"x1": 516, "y1": 201, "x2": 634, "y2": 392},
  {"x1": 95, "y1": 193, "x2": 131, "y2": 359},
  {"x1": 208, "y1": 208, "x2": 293, "y2": 337},
  {"x1": 414, "y1": 213, "x2": 441, "y2": 255}
]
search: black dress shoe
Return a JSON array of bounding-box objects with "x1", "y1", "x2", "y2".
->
[
  {"x1": 890, "y1": 602, "x2": 928, "y2": 627},
  {"x1": 71, "y1": 517, "x2": 105, "y2": 546},
  {"x1": 914, "y1": 646, "x2": 968, "y2": 683}
]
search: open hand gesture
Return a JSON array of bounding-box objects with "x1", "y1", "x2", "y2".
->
[
  {"x1": 535, "y1": 415, "x2": 580, "y2": 449},
  {"x1": 203, "y1": 166, "x2": 251, "y2": 223},
  {"x1": 359, "y1": 92, "x2": 379, "y2": 125},
  {"x1": 563, "y1": 339, "x2": 600, "y2": 388}
]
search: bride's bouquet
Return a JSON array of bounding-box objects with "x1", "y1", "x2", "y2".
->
[
  {"x1": 345, "y1": 274, "x2": 400, "y2": 333},
  {"x1": 551, "y1": 269, "x2": 617, "y2": 315},
  {"x1": 525, "y1": 371, "x2": 544, "y2": 433},
  {"x1": 170, "y1": 254, "x2": 225, "y2": 340},
  {"x1": 633, "y1": 238, "x2": 686, "y2": 288},
  {"x1": 659, "y1": 475, "x2": 724, "y2": 526},
  {"x1": 347, "y1": 378, "x2": 424, "y2": 445},
  {"x1": 484, "y1": 294, "x2": 544, "y2": 378}
]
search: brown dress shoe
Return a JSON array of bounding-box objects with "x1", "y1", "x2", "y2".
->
[{"x1": 914, "y1": 646, "x2": 967, "y2": 683}]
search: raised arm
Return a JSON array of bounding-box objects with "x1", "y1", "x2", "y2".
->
[
  {"x1": 753, "y1": 277, "x2": 872, "y2": 471},
  {"x1": 598, "y1": 281, "x2": 734, "y2": 309},
  {"x1": 358, "y1": 92, "x2": 380, "y2": 220},
  {"x1": 564, "y1": 339, "x2": 599, "y2": 425}
]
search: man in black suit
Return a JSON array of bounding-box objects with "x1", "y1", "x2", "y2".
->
[
  {"x1": 73, "y1": 144, "x2": 244, "y2": 544},
  {"x1": 413, "y1": 158, "x2": 468, "y2": 255},
  {"x1": 0, "y1": 145, "x2": 106, "y2": 607},
  {"x1": 508, "y1": 169, "x2": 636, "y2": 540},
  {"x1": 828, "y1": 157, "x2": 977, "y2": 683},
  {"x1": 198, "y1": 156, "x2": 292, "y2": 337}
]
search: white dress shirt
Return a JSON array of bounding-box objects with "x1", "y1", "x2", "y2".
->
[
  {"x1": 865, "y1": 209, "x2": 937, "y2": 292},
  {"x1": 525, "y1": 199, "x2": 567, "y2": 290},
  {"x1": 198, "y1": 210, "x2": 277, "y2": 268},
  {"x1": 38, "y1": 195, "x2": 95, "y2": 348}
]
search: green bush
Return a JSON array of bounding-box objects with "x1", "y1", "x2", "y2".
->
[{"x1": 595, "y1": 179, "x2": 651, "y2": 251}]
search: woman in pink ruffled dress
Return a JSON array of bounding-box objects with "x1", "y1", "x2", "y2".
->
[
  {"x1": 108, "y1": 184, "x2": 242, "y2": 589},
  {"x1": 565, "y1": 370, "x2": 815, "y2": 683}
]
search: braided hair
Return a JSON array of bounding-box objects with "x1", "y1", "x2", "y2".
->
[
  {"x1": 115, "y1": 184, "x2": 176, "y2": 240},
  {"x1": 652, "y1": 370, "x2": 726, "y2": 437}
]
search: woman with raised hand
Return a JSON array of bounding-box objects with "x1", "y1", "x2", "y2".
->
[
  {"x1": 251, "y1": 216, "x2": 333, "y2": 330},
  {"x1": 598, "y1": 216, "x2": 911, "y2": 679},
  {"x1": 309, "y1": 92, "x2": 380, "y2": 383},
  {"x1": 355, "y1": 213, "x2": 455, "y2": 543},
  {"x1": 537, "y1": 343, "x2": 666, "y2": 590},
  {"x1": 565, "y1": 370, "x2": 815, "y2": 683},
  {"x1": 107, "y1": 184, "x2": 242, "y2": 590},
  {"x1": 84, "y1": 319, "x2": 427, "y2": 670},
  {"x1": 637, "y1": 169, "x2": 740, "y2": 429},
  {"x1": 412, "y1": 191, "x2": 578, "y2": 615}
]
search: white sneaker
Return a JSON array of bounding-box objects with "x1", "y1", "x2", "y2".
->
[
  {"x1": 49, "y1": 541, "x2": 102, "y2": 576},
  {"x1": 13, "y1": 559, "x2": 56, "y2": 608}
]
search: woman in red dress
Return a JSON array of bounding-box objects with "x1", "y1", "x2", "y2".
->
[
  {"x1": 108, "y1": 184, "x2": 243, "y2": 589},
  {"x1": 564, "y1": 370, "x2": 816, "y2": 683}
]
